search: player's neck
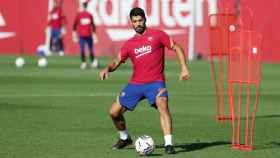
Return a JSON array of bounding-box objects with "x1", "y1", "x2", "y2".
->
[
  {"x1": 80, "y1": 8, "x2": 87, "y2": 12},
  {"x1": 136, "y1": 28, "x2": 147, "y2": 36}
]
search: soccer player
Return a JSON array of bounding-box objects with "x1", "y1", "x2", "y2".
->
[
  {"x1": 47, "y1": 0, "x2": 66, "y2": 56},
  {"x1": 99, "y1": 8, "x2": 190, "y2": 154},
  {"x1": 72, "y1": 1, "x2": 98, "y2": 69}
]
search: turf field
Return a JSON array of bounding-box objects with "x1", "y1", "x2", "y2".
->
[{"x1": 0, "y1": 56, "x2": 279, "y2": 158}]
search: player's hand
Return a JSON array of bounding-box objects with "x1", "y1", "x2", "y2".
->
[
  {"x1": 93, "y1": 33, "x2": 98, "y2": 44},
  {"x1": 180, "y1": 68, "x2": 190, "y2": 80},
  {"x1": 99, "y1": 68, "x2": 109, "y2": 80},
  {"x1": 45, "y1": 27, "x2": 50, "y2": 34},
  {"x1": 61, "y1": 27, "x2": 66, "y2": 37},
  {"x1": 72, "y1": 32, "x2": 78, "y2": 43}
]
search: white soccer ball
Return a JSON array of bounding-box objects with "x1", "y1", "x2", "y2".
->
[
  {"x1": 210, "y1": 15, "x2": 217, "y2": 27},
  {"x1": 135, "y1": 135, "x2": 155, "y2": 155},
  {"x1": 229, "y1": 24, "x2": 236, "y2": 32},
  {"x1": 38, "y1": 58, "x2": 48, "y2": 68},
  {"x1": 37, "y1": 44, "x2": 51, "y2": 57},
  {"x1": 15, "y1": 57, "x2": 25, "y2": 68}
]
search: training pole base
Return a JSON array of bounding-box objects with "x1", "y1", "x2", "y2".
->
[
  {"x1": 215, "y1": 115, "x2": 232, "y2": 121},
  {"x1": 231, "y1": 144, "x2": 255, "y2": 151}
]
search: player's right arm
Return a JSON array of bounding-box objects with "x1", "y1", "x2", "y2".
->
[
  {"x1": 72, "y1": 15, "x2": 79, "y2": 43},
  {"x1": 99, "y1": 56, "x2": 123, "y2": 80},
  {"x1": 100, "y1": 44, "x2": 129, "y2": 80},
  {"x1": 46, "y1": 11, "x2": 52, "y2": 33}
]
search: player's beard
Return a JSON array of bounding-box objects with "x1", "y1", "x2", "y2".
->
[{"x1": 134, "y1": 24, "x2": 146, "y2": 35}]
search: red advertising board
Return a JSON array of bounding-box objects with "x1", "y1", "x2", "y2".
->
[{"x1": 0, "y1": 0, "x2": 279, "y2": 62}]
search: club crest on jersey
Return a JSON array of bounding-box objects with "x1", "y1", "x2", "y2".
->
[
  {"x1": 80, "y1": 18, "x2": 91, "y2": 25},
  {"x1": 51, "y1": 13, "x2": 59, "y2": 20},
  {"x1": 134, "y1": 45, "x2": 152, "y2": 58},
  {"x1": 148, "y1": 36, "x2": 153, "y2": 41}
]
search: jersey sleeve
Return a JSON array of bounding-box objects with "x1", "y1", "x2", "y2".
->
[
  {"x1": 159, "y1": 30, "x2": 173, "y2": 50},
  {"x1": 119, "y1": 45, "x2": 129, "y2": 63},
  {"x1": 73, "y1": 15, "x2": 79, "y2": 31},
  {"x1": 61, "y1": 13, "x2": 67, "y2": 25},
  {"x1": 47, "y1": 10, "x2": 54, "y2": 26}
]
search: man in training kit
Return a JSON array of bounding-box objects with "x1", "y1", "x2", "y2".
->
[
  {"x1": 99, "y1": 7, "x2": 190, "y2": 154},
  {"x1": 47, "y1": 0, "x2": 66, "y2": 56},
  {"x1": 73, "y1": 1, "x2": 98, "y2": 69}
]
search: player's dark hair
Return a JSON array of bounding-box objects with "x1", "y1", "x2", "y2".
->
[
  {"x1": 82, "y1": 2, "x2": 88, "y2": 9},
  {"x1": 129, "y1": 7, "x2": 146, "y2": 20}
]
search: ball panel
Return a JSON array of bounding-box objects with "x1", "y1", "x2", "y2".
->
[{"x1": 135, "y1": 135, "x2": 155, "y2": 155}]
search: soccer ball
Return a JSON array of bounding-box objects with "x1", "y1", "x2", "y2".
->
[
  {"x1": 38, "y1": 58, "x2": 48, "y2": 68},
  {"x1": 229, "y1": 24, "x2": 236, "y2": 32},
  {"x1": 15, "y1": 57, "x2": 25, "y2": 68},
  {"x1": 36, "y1": 44, "x2": 51, "y2": 57},
  {"x1": 135, "y1": 135, "x2": 155, "y2": 155}
]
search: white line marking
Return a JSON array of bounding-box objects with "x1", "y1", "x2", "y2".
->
[{"x1": 0, "y1": 92, "x2": 117, "y2": 98}]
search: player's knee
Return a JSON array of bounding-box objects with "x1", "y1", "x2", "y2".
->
[
  {"x1": 109, "y1": 102, "x2": 118, "y2": 118},
  {"x1": 156, "y1": 88, "x2": 168, "y2": 104},
  {"x1": 156, "y1": 98, "x2": 168, "y2": 111},
  {"x1": 109, "y1": 110, "x2": 119, "y2": 119},
  {"x1": 109, "y1": 102, "x2": 122, "y2": 118},
  {"x1": 156, "y1": 96, "x2": 167, "y2": 103},
  {"x1": 156, "y1": 88, "x2": 167, "y2": 98}
]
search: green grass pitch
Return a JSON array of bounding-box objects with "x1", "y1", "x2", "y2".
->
[{"x1": 0, "y1": 56, "x2": 279, "y2": 158}]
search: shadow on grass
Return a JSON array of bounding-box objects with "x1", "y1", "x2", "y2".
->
[
  {"x1": 255, "y1": 141, "x2": 280, "y2": 150},
  {"x1": 143, "y1": 153, "x2": 163, "y2": 156},
  {"x1": 123, "y1": 147, "x2": 163, "y2": 156},
  {"x1": 156, "y1": 141, "x2": 231, "y2": 153},
  {"x1": 233, "y1": 114, "x2": 280, "y2": 121},
  {"x1": 271, "y1": 142, "x2": 280, "y2": 146},
  {"x1": 256, "y1": 114, "x2": 280, "y2": 119},
  {"x1": 119, "y1": 141, "x2": 230, "y2": 155}
]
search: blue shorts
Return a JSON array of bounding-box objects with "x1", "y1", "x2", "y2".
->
[
  {"x1": 79, "y1": 36, "x2": 94, "y2": 54},
  {"x1": 118, "y1": 81, "x2": 168, "y2": 111},
  {"x1": 50, "y1": 28, "x2": 61, "y2": 39}
]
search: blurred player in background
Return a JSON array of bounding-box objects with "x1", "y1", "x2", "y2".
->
[
  {"x1": 47, "y1": 0, "x2": 66, "y2": 56},
  {"x1": 72, "y1": 1, "x2": 98, "y2": 69},
  {"x1": 234, "y1": 0, "x2": 240, "y2": 16},
  {"x1": 99, "y1": 7, "x2": 190, "y2": 154},
  {"x1": 218, "y1": 0, "x2": 240, "y2": 15}
]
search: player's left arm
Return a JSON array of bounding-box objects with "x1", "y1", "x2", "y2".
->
[
  {"x1": 91, "y1": 15, "x2": 98, "y2": 43},
  {"x1": 72, "y1": 15, "x2": 79, "y2": 43},
  {"x1": 170, "y1": 40, "x2": 191, "y2": 80},
  {"x1": 60, "y1": 14, "x2": 67, "y2": 37}
]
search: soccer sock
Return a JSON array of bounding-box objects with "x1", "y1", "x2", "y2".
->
[
  {"x1": 164, "y1": 134, "x2": 172, "y2": 146},
  {"x1": 80, "y1": 52, "x2": 86, "y2": 62},
  {"x1": 59, "y1": 38, "x2": 64, "y2": 51},
  {"x1": 89, "y1": 51, "x2": 94, "y2": 62},
  {"x1": 119, "y1": 130, "x2": 129, "y2": 140}
]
